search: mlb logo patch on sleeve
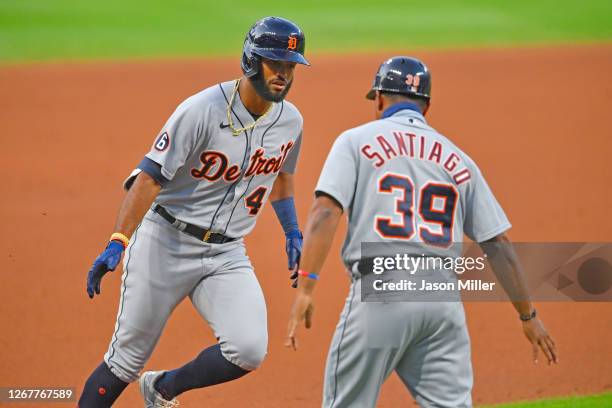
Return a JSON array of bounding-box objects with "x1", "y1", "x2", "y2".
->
[{"x1": 154, "y1": 132, "x2": 170, "y2": 152}]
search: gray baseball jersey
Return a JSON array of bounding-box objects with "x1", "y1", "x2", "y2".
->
[
  {"x1": 316, "y1": 107, "x2": 510, "y2": 267},
  {"x1": 126, "y1": 80, "x2": 303, "y2": 238},
  {"x1": 315, "y1": 106, "x2": 510, "y2": 408},
  {"x1": 104, "y1": 80, "x2": 303, "y2": 384}
]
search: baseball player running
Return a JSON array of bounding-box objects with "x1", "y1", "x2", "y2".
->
[
  {"x1": 285, "y1": 57, "x2": 558, "y2": 407},
  {"x1": 78, "y1": 17, "x2": 309, "y2": 407}
]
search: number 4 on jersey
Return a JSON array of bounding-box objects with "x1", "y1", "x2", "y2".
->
[
  {"x1": 245, "y1": 186, "x2": 268, "y2": 216},
  {"x1": 375, "y1": 173, "x2": 458, "y2": 246}
]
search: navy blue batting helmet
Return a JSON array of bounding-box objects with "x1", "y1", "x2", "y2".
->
[
  {"x1": 366, "y1": 56, "x2": 431, "y2": 100},
  {"x1": 241, "y1": 16, "x2": 310, "y2": 77}
]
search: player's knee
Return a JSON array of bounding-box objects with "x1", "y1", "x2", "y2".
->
[
  {"x1": 223, "y1": 332, "x2": 268, "y2": 370},
  {"x1": 235, "y1": 336, "x2": 268, "y2": 369},
  {"x1": 104, "y1": 339, "x2": 154, "y2": 383},
  {"x1": 103, "y1": 355, "x2": 141, "y2": 383}
]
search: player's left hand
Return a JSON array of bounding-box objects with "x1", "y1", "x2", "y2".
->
[
  {"x1": 86, "y1": 241, "x2": 125, "y2": 299},
  {"x1": 285, "y1": 229, "x2": 303, "y2": 287},
  {"x1": 285, "y1": 291, "x2": 314, "y2": 350},
  {"x1": 522, "y1": 317, "x2": 558, "y2": 365}
]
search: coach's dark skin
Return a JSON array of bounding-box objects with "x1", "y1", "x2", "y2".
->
[{"x1": 286, "y1": 91, "x2": 558, "y2": 366}]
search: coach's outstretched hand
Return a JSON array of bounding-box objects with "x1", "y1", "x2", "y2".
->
[
  {"x1": 522, "y1": 318, "x2": 558, "y2": 365},
  {"x1": 285, "y1": 292, "x2": 314, "y2": 350},
  {"x1": 86, "y1": 241, "x2": 125, "y2": 299}
]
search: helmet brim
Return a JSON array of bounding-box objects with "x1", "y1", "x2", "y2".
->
[
  {"x1": 253, "y1": 48, "x2": 310, "y2": 66},
  {"x1": 365, "y1": 87, "x2": 431, "y2": 101}
]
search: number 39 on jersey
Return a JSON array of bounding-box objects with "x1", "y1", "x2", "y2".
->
[{"x1": 374, "y1": 172, "x2": 458, "y2": 247}]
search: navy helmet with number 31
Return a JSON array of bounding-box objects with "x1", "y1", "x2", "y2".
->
[{"x1": 241, "y1": 16, "x2": 310, "y2": 77}]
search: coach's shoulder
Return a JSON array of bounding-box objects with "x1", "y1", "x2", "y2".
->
[
  {"x1": 326, "y1": 123, "x2": 369, "y2": 153},
  {"x1": 338, "y1": 120, "x2": 379, "y2": 142}
]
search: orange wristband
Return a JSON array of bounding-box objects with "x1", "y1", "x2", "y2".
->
[{"x1": 110, "y1": 232, "x2": 130, "y2": 249}]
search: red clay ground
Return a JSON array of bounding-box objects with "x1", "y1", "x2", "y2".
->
[{"x1": 1, "y1": 45, "x2": 612, "y2": 407}]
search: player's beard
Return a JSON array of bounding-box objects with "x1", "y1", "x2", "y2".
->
[{"x1": 250, "y1": 70, "x2": 293, "y2": 103}]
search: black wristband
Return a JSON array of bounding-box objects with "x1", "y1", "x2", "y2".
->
[{"x1": 520, "y1": 309, "x2": 537, "y2": 321}]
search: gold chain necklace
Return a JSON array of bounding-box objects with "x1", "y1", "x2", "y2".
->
[{"x1": 226, "y1": 78, "x2": 273, "y2": 136}]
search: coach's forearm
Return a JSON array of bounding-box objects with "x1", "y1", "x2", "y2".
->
[
  {"x1": 113, "y1": 172, "x2": 161, "y2": 239},
  {"x1": 297, "y1": 196, "x2": 343, "y2": 294},
  {"x1": 480, "y1": 233, "x2": 533, "y2": 316}
]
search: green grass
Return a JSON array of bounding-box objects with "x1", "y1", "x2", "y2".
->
[
  {"x1": 0, "y1": 0, "x2": 611, "y2": 63},
  {"x1": 483, "y1": 392, "x2": 612, "y2": 407}
]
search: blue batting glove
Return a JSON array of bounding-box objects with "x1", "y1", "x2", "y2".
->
[
  {"x1": 86, "y1": 240, "x2": 125, "y2": 299},
  {"x1": 285, "y1": 229, "x2": 303, "y2": 271}
]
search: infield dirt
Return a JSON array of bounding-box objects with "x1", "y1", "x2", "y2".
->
[{"x1": 1, "y1": 45, "x2": 611, "y2": 407}]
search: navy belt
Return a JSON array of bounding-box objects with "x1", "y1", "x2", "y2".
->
[{"x1": 153, "y1": 204, "x2": 237, "y2": 244}]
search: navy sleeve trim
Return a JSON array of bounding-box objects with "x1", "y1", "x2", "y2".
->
[{"x1": 137, "y1": 157, "x2": 169, "y2": 186}]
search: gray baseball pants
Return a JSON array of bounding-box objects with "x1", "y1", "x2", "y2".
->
[
  {"x1": 103, "y1": 209, "x2": 268, "y2": 383},
  {"x1": 323, "y1": 278, "x2": 473, "y2": 407}
]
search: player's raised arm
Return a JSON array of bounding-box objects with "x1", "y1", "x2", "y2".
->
[
  {"x1": 85, "y1": 172, "x2": 161, "y2": 299},
  {"x1": 270, "y1": 131, "x2": 304, "y2": 285},
  {"x1": 480, "y1": 233, "x2": 559, "y2": 365}
]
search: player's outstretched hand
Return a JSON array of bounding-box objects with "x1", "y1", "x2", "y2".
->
[
  {"x1": 289, "y1": 269, "x2": 299, "y2": 288},
  {"x1": 522, "y1": 318, "x2": 558, "y2": 365},
  {"x1": 86, "y1": 241, "x2": 125, "y2": 299},
  {"x1": 285, "y1": 229, "x2": 303, "y2": 269},
  {"x1": 285, "y1": 229, "x2": 303, "y2": 288},
  {"x1": 285, "y1": 291, "x2": 314, "y2": 351}
]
